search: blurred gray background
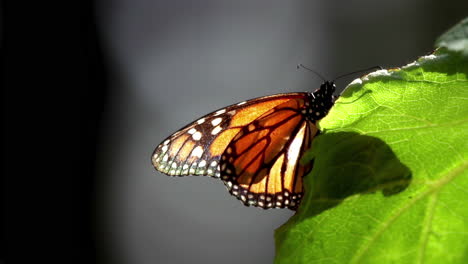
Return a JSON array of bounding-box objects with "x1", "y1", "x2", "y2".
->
[{"x1": 93, "y1": 1, "x2": 467, "y2": 263}]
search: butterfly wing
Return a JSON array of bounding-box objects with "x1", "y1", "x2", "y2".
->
[
  {"x1": 220, "y1": 97, "x2": 319, "y2": 209},
  {"x1": 152, "y1": 93, "x2": 310, "y2": 178}
]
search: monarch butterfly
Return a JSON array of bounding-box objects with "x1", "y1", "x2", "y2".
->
[{"x1": 151, "y1": 75, "x2": 337, "y2": 210}]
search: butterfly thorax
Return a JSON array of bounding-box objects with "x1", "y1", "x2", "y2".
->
[{"x1": 303, "y1": 81, "x2": 336, "y2": 122}]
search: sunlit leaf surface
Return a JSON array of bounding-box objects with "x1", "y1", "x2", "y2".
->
[{"x1": 275, "y1": 49, "x2": 468, "y2": 263}]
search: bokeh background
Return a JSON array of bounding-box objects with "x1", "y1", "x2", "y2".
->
[{"x1": 90, "y1": 1, "x2": 467, "y2": 263}]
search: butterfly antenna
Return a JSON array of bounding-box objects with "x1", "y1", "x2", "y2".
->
[
  {"x1": 332, "y1": 66, "x2": 383, "y2": 82},
  {"x1": 297, "y1": 63, "x2": 327, "y2": 82}
]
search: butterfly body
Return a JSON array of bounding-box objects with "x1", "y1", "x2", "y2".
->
[{"x1": 152, "y1": 81, "x2": 336, "y2": 210}]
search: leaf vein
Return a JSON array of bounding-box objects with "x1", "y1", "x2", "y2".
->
[
  {"x1": 349, "y1": 160, "x2": 468, "y2": 264},
  {"x1": 418, "y1": 190, "x2": 439, "y2": 264}
]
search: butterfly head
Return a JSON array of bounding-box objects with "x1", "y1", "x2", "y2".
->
[
  {"x1": 313, "y1": 81, "x2": 336, "y2": 100},
  {"x1": 321, "y1": 81, "x2": 336, "y2": 95},
  {"x1": 303, "y1": 81, "x2": 337, "y2": 122}
]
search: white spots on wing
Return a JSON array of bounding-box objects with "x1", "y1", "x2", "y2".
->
[
  {"x1": 308, "y1": 109, "x2": 313, "y2": 113},
  {"x1": 161, "y1": 145, "x2": 168, "y2": 152},
  {"x1": 211, "y1": 117, "x2": 223, "y2": 126},
  {"x1": 192, "y1": 131, "x2": 202, "y2": 141},
  {"x1": 171, "y1": 162, "x2": 177, "y2": 169},
  {"x1": 163, "y1": 154, "x2": 169, "y2": 162},
  {"x1": 237, "y1": 101, "x2": 246, "y2": 106},
  {"x1": 241, "y1": 195, "x2": 247, "y2": 202},
  {"x1": 210, "y1": 161, "x2": 217, "y2": 167},
  {"x1": 225, "y1": 168, "x2": 232, "y2": 174},
  {"x1": 233, "y1": 185, "x2": 239, "y2": 190},
  {"x1": 211, "y1": 126, "x2": 222, "y2": 135},
  {"x1": 191, "y1": 146, "x2": 203, "y2": 158},
  {"x1": 198, "y1": 160, "x2": 207, "y2": 167},
  {"x1": 315, "y1": 112, "x2": 320, "y2": 116},
  {"x1": 258, "y1": 201, "x2": 264, "y2": 207},
  {"x1": 163, "y1": 139, "x2": 170, "y2": 145},
  {"x1": 188, "y1": 128, "x2": 197, "y2": 134},
  {"x1": 182, "y1": 164, "x2": 189, "y2": 170},
  {"x1": 215, "y1": 109, "x2": 226, "y2": 116},
  {"x1": 226, "y1": 181, "x2": 233, "y2": 188},
  {"x1": 301, "y1": 109, "x2": 306, "y2": 114},
  {"x1": 227, "y1": 110, "x2": 236, "y2": 115},
  {"x1": 197, "y1": 118, "x2": 205, "y2": 124}
]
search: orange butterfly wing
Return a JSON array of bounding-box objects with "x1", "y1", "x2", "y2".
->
[
  {"x1": 152, "y1": 81, "x2": 336, "y2": 210},
  {"x1": 151, "y1": 93, "x2": 309, "y2": 178},
  {"x1": 220, "y1": 97, "x2": 319, "y2": 209}
]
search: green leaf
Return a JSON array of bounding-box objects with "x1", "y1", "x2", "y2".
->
[
  {"x1": 435, "y1": 17, "x2": 468, "y2": 56},
  {"x1": 275, "y1": 50, "x2": 468, "y2": 263}
]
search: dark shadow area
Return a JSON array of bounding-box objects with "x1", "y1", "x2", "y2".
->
[
  {"x1": 338, "y1": 87, "x2": 373, "y2": 101},
  {"x1": 5, "y1": 1, "x2": 110, "y2": 263},
  {"x1": 83, "y1": 2, "x2": 112, "y2": 263},
  {"x1": 298, "y1": 132, "x2": 412, "y2": 218}
]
